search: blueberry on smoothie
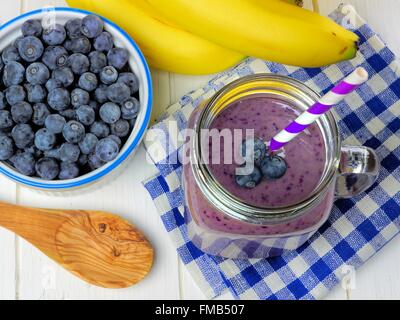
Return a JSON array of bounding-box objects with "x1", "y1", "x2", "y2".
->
[
  {"x1": 260, "y1": 155, "x2": 287, "y2": 180},
  {"x1": 241, "y1": 137, "x2": 267, "y2": 165},
  {"x1": 235, "y1": 166, "x2": 262, "y2": 189}
]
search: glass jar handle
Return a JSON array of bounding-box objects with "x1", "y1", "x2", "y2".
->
[{"x1": 335, "y1": 146, "x2": 380, "y2": 198}]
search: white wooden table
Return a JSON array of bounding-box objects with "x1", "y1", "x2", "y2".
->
[{"x1": 1, "y1": 0, "x2": 400, "y2": 300}]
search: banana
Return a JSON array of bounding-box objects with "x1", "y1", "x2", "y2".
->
[
  {"x1": 145, "y1": 0, "x2": 359, "y2": 67},
  {"x1": 66, "y1": 0, "x2": 245, "y2": 74}
]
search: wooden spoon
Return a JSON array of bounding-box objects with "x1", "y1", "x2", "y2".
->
[{"x1": 0, "y1": 201, "x2": 154, "y2": 289}]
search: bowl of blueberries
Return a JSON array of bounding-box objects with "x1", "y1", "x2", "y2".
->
[{"x1": 0, "y1": 7, "x2": 152, "y2": 191}]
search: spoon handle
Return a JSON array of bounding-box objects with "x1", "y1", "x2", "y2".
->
[{"x1": 0, "y1": 202, "x2": 69, "y2": 262}]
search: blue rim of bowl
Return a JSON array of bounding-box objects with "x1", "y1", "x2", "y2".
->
[{"x1": 0, "y1": 7, "x2": 153, "y2": 189}]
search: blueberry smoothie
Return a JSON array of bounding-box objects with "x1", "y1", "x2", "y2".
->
[{"x1": 183, "y1": 95, "x2": 334, "y2": 237}]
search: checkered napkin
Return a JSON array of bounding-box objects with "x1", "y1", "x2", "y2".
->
[{"x1": 142, "y1": 6, "x2": 400, "y2": 299}]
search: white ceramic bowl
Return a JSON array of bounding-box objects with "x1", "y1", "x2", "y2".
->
[{"x1": 0, "y1": 7, "x2": 152, "y2": 192}]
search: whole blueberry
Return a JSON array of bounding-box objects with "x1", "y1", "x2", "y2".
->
[
  {"x1": 118, "y1": 72, "x2": 139, "y2": 94},
  {"x1": 11, "y1": 124, "x2": 34, "y2": 149},
  {"x1": 45, "y1": 114, "x2": 66, "y2": 134},
  {"x1": 59, "y1": 161, "x2": 79, "y2": 180},
  {"x1": 26, "y1": 62, "x2": 50, "y2": 85},
  {"x1": 6, "y1": 85, "x2": 26, "y2": 105},
  {"x1": 64, "y1": 36, "x2": 91, "y2": 54},
  {"x1": 42, "y1": 24, "x2": 66, "y2": 46},
  {"x1": 94, "y1": 32, "x2": 113, "y2": 52},
  {"x1": 0, "y1": 110, "x2": 14, "y2": 129},
  {"x1": 76, "y1": 105, "x2": 95, "y2": 126},
  {"x1": 42, "y1": 45, "x2": 68, "y2": 70},
  {"x1": 68, "y1": 53, "x2": 90, "y2": 75},
  {"x1": 110, "y1": 119, "x2": 130, "y2": 138},
  {"x1": 94, "y1": 84, "x2": 108, "y2": 103},
  {"x1": 35, "y1": 157, "x2": 59, "y2": 180},
  {"x1": 95, "y1": 137, "x2": 119, "y2": 162},
  {"x1": 22, "y1": 19, "x2": 43, "y2": 37},
  {"x1": 99, "y1": 102, "x2": 121, "y2": 124},
  {"x1": 65, "y1": 18, "x2": 82, "y2": 39},
  {"x1": 260, "y1": 155, "x2": 288, "y2": 180},
  {"x1": 79, "y1": 133, "x2": 98, "y2": 154},
  {"x1": 121, "y1": 97, "x2": 139, "y2": 120},
  {"x1": 62, "y1": 120, "x2": 85, "y2": 144},
  {"x1": 89, "y1": 51, "x2": 107, "y2": 73},
  {"x1": 48, "y1": 88, "x2": 70, "y2": 111},
  {"x1": 88, "y1": 152, "x2": 105, "y2": 170},
  {"x1": 34, "y1": 128, "x2": 56, "y2": 151},
  {"x1": 52, "y1": 67, "x2": 74, "y2": 87},
  {"x1": 59, "y1": 109, "x2": 76, "y2": 120},
  {"x1": 0, "y1": 56, "x2": 3, "y2": 73},
  {"x1": 59, "y1": 143, "x2": 80, "y2": 163},
  {"x1": 45, "y1": 78, "x2": 62, "y2": 91},
  {"x1": 71, "y1": 88, "x2": 90, "y2": 107},
  {"x1": 0, "y1": 92, "x2": 7, "y2": 110},
  {"x1": 107, "y1": 48, "x2": 129, "y2": 70},
  {"x1": 81, "y1": 15, "x2": 104, "y2": 38},
  {"x1": 11, "y1": 101, "x2": 33, "y2": 124},
  {"x1": 241, "y1": 138, "x2": 267, "y2": 166},
  {"x1": 25, "y1": 84, "x2": 46, "y2": 103},
  {"x1": 78, "y1": 72, "x2": 98, "y2": 92},
  {"x1": 235, "y1": 166, "x2": 263, "y2": 189},
  {"x1": 2, "y1": 45, "x2": 21, "y2": 64},
  {"x1": 90, "y1": 121, "x2": 110, "y2": 138},
  {"x1": 32, "y1": 103, "x2": 50, "y2": 126},
  {"x1": 100, "y1": 66, "x2": 118, "y2": 85},
  {"x1": 0, "y1": 136, "x2": 15, "y2": 160},
  {"x1": 106, "y1": 83, "x2": 130, "y2": 104},
  {"x1": 3, "y1": 61, "x2": 25, "y2": 87},
  {"x1": 108, "y1": 135, "x2": 121, "y2": 148},
  {"x1": 13, "y1": 151, "x2": 35, "y2": 176},
  {"x1": 17, "y1": 36, "x2": 44, "y2": 62}
]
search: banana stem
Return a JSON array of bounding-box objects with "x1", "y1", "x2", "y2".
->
[{"x1": 312, "y1": 0, "x2": 320, "y2": 13}]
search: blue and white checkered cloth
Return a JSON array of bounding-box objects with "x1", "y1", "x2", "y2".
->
[{"x1": 142, "y1": 6, "x2": 400, "y2": 299}]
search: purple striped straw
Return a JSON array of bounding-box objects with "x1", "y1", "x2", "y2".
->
[{"x1": 269, "y1": 67, "x2": 369, "y2": 152}]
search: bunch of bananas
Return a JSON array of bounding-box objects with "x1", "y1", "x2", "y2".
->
[{"x1": 66, "y1": 0, "x2": 358, "y2": 75}]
